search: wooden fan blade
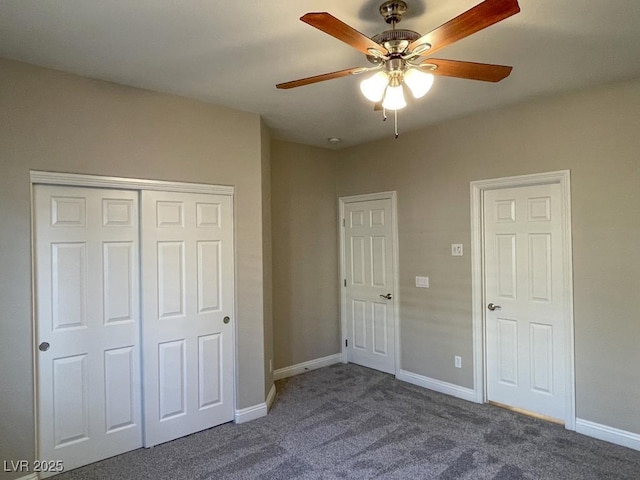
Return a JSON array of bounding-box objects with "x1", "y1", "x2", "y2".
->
[
  {"x1": 301, "y1": 12, "x2": 388, "y2": 56},
  {"x1": 409, "y1": 0, "x2": 520, "y2": 56},
  {"x1": 422, "y1": 58, "x2": 512, "y2": 82},
  {"x1": 276, "y1": 67, "x2": 363, "y2": 89}
]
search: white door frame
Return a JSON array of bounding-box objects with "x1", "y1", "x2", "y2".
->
[
  {"x1": 338, "y1": 191, "x2": 401, "y2": 375},
  {"x1": 470, "y1": 170, "x2": 575, "y2": 430},
  {"x1": 29, "y1": 170, "x2": 238, "y2": 460}
]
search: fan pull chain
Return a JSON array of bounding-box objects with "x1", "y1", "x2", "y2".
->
[
  {"x1": 394, "y1": 109, "x2": 399, "y2": 139},
  {"x1": 382, "y1": 107, "x2": 387, "y2": 122}
]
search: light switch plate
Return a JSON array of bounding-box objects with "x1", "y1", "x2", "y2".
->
[
  {"x1": 451, "y1": 244, "x2": 463, "y2": 256},
  {"x1": 415, "y1": 276, "x2": 429, "y2": 288}
]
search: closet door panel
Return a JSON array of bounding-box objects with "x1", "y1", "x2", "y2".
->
[
  {"x1": 142, "y1": 190, "x2": 234, "y2": 447},
  {"x1": 34, "y1": 185, "x2": 142, "y2": 477}
]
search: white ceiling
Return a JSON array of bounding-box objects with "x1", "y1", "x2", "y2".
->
[{"x1": 1, "y1": 0, "x2": 639, "y2": 148}]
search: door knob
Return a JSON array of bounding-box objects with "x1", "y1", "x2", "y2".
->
[
  {"x1": 39, "y1": 342, "x2": 50, "y2": 352},
  {"x1": 380, "y1": 293, "x2": 392, "y2": 300},
  {"x1": 487, "y1": 303, "x2": 501, "y2": 311},
  {"x1": 223, "y1": 316, "x2": 230, "y2": 324}
]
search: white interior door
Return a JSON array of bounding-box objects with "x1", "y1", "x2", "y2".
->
[
  {"x1": 343, "y1": 197, "x2": 396, "y2": 375},
  {"x1": 142, "y1": 190, "x2": 235, "y2": 447},
  {"x1": 34, "y1": 185, "x2": 142, "y2": 475},
  {"x1": 484, "y1": 183, "x2": 566, "y2": 421}
]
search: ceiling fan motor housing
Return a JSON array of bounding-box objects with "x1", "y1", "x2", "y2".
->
[{"x1": 367, "y1": 29, "x2": 421, "y2": 64}]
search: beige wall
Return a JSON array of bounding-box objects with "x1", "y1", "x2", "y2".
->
[
  {"x1": 270, "y1": 79, "x2": 640, "y2": 436},
  {"x1": 0, "y1": 58, "x2": 267, "y2": 479},
  {"x1": 335, "y1": 80, "x2": 640, "y2": 434},
  {"x1": 271, "y1": 141, "x2": 340, "y2": 369}
]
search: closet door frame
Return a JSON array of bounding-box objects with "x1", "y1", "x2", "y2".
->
[{"x1": 30, "y1": 170, "x2": 237, "y2": 461}]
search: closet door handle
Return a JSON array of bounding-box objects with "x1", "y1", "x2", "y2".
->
[
  {"x1": 223, "y1": 316, "x2": 230, "y2": 324},
  {"x1": 380, "y1": 293, "x2": 392, "y2": 300}
]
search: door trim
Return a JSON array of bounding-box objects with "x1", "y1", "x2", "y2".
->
[
  {"x1": 30, "y1": 170, "x2": 234, "y2": 195},
  {"x1": 470, "y1": 170, "x2": 575, "y2": 430},
  {"x1": 30, "y1": 170, "x2": 237, "y2": 461},
  {"x1": 338, "y1": 191, "x2": 400, "y2": 375}
]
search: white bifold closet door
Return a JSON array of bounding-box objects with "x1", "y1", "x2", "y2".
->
[
  {"x1": 34, "y1": 185, "x2": 142, "y2": 475},
  {"x1": 141, "y1": 190, "x2": 235, "y2": 447},
  {"x1": 34, "y1": 184, "x2": 235, "y2": 474}
]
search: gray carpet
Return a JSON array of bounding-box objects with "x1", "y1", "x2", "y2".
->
[{"x1": 56, "y1": 364, "x2": 640, "y2": 479}]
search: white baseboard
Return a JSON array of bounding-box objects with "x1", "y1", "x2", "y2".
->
[
  {"x1": 266, "y1": 383, "x2": 276, "y2": 410},
  {"x1": 396, "y1": 369, "x2": 477, "y2": 403},
  {"x1": 576, "y1": 418, "x2": 640, "y2": 451},
  {"x1": 234, "y1": 402, "x2": 267, "y2": 424},
  {"x1": 273, "y1": 353, "x2": 343, "y2": 381}
]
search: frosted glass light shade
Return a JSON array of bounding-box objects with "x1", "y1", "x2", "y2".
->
[
  {"x1": 382, "y1": 84, "x2": 406, "y2": 110},
  {"x1": 359, "y1": 72, "x2": 389, "y2": 102},
  {"x1": 404, "y1": 69, "x2": 434, "y2": 99}
]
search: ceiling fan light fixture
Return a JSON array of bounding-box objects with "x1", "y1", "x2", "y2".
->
[
  {"x1": 281, "y1": 0, "x2": 521, "y2": 138},
  {"x1": 403, "y1": 68, "x2": 434, "y2": 99},
  {"x1": 360, "y1": 71, "x2": 389, "y2": 102},
  {"x1": 382, "y1": 84, "x2": 406, "y2": 110}
]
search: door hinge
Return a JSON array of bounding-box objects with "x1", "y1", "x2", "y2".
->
[
  {"x1": 344, "y1": 279, "x2": 346, "y2": 287},
  {"x1": 345, "y1": 339, "x2": 348, "y2": 347},
  {"x1": 342, "y1": 218, "x2": 345, "y2": 227}
]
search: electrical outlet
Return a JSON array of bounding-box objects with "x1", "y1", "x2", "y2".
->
[
  {"x1": 454, "y1": 356, "x2": 462, "y2": 368},
  {"x1": 451, "y1": 244, "x2": 463, "y2": 256},
  {"x1": 415, "y1": 276, "x2": 429, "y2": 288}
]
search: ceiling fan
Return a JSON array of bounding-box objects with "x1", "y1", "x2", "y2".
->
[{"x1": 276, "y1": 0, "x2": 520, "y2": 137}]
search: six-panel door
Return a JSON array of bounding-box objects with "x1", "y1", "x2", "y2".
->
[
  {"x1": 141, "y1": 191, "x2": 234, "y2": 447},
  {"x1": 344, "y1": 198, "x2": 396, "y2": 374},
  {"x1": 484, "y1": 184, "x2": 566, "y2": 421},
  {"x1": 34, "y1": 186, "x2": 142, "y2": 476}
]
